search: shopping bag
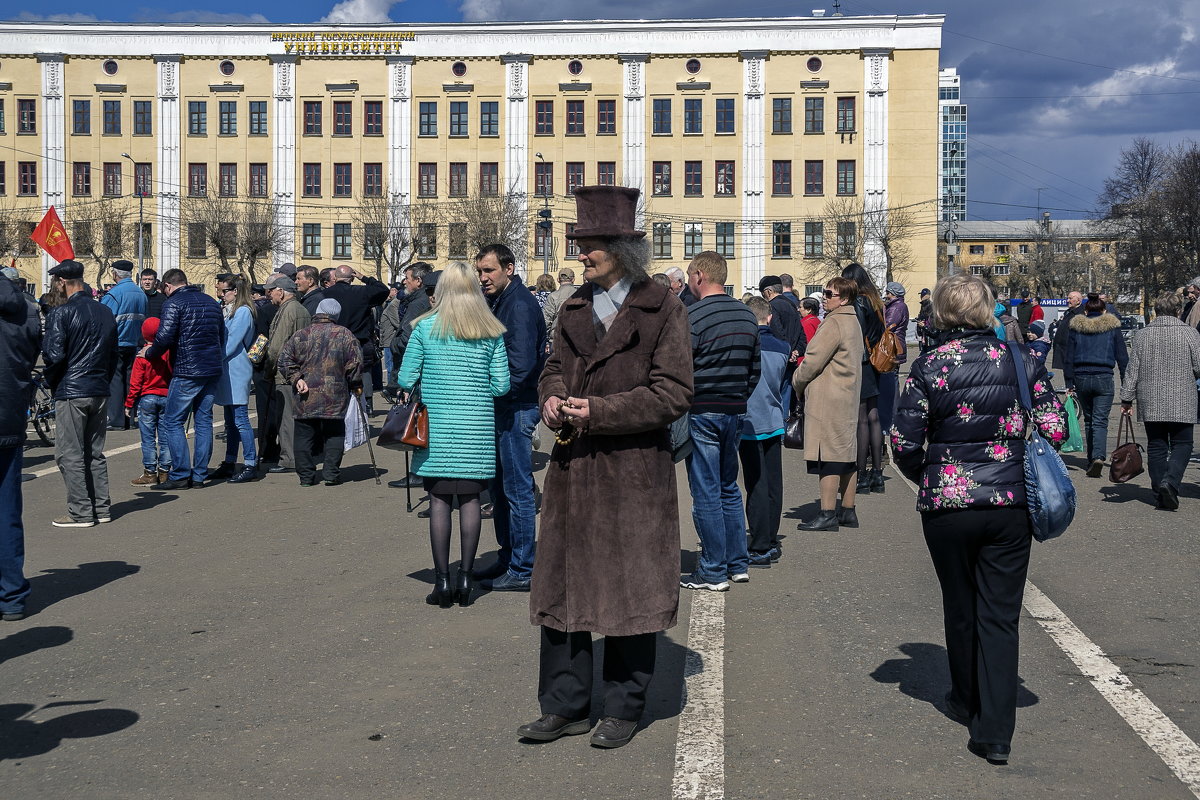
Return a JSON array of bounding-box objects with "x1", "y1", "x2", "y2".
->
[
  {"x1": 1061, "y1": 393, "x2": 1084, "y2": 453},
  {"x1": 344, "y1": 395, "x2": 368, "y2": 452}
]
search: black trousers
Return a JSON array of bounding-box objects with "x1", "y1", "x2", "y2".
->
[
  {"x1": 108, "y1": 347, "x2": 137, "y2": 428},
  {"x1": 254, "y1": 369, "x2": 276, "y2": 461},
  {"x1": 1144, "y1": 421, "x2": 1193, "y2": 492},
  {"x1": 738, "y1": 435, "x2": 783, "y2": 553},
  {"x1": 922, "y1": 507, "x2": 1031, "y2": 748},
  {"x1": 538, "y1": 626, "x2": 657, "y2": 722},
  {"x1": 293, "y1": 418, "x2": 345, "y2": 483}
]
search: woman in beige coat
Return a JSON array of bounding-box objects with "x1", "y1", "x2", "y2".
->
[{"x1": 792, "y1": 276, "x2": 865, "y2": 531}]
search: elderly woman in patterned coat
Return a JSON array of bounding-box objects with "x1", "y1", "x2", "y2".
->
[{"x1": 890, "y1": 274, "x2": 1065, "y2": 767}]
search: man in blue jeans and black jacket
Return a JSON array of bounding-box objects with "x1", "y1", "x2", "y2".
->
[{"x1": 475, "y1": 244, "x2": 548, "y2": 592}]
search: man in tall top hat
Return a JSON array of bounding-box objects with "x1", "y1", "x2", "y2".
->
[{"x1": 518, "y1": 186, "x2": 694, "y2": 750}]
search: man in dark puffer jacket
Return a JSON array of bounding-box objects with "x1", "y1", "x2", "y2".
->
[{"x1": 141, "y1": 268, "x2": 226, "y2": 490}]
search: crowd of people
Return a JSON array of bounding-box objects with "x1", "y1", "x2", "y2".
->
[{"x1": 2, "y1": 185, "x2": 1200, "y2": 762}]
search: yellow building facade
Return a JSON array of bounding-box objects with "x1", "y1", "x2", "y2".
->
[{"x1": 0, "y1": 16, "x2": 942, "y2": 294}]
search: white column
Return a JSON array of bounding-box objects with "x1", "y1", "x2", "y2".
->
[
  {"x1": 502, "y1": 54, "x2": 531, "y2": 263},
  {"x1": 620, "y1": 53, "x2": 648, "y2": 223},
  {"x1": 38, "y1": 54, "x2": 65, "y2": 287},
  {"x1": 271, "y1": 55, "x2": 297, "y2": 266},
  {"x1": 741, "y1": 50, "x2": 768, "y2": 292},
  {"x1": 155, "y1": 55, "x2": 181, "y2": 274},
  {"x1": 861, "y1": 47, "x2": 891, "y2": 285},
  {"x1": 388, "y1": 56, "x2": 413, "y2": 278}
]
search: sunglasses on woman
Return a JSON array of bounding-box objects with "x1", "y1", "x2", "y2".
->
[{"x1": 823, "y1": 290, "x2": 840, "y2": 298}]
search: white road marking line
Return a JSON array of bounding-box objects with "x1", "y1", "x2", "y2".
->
[
  {"x1": 672, "y1": 589, "x2": 726, "y2": 800},
  {"x1": 890, "y1": 464, "x2": 1200, "y2": 797}
]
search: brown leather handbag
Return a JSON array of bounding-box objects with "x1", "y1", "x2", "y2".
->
[
  {"x1": 377, "y1": 383, "x2": 428, "y2": 450},
  {"x1": 1109, "y1": 415, "x2": 1144, "y2": 483}
]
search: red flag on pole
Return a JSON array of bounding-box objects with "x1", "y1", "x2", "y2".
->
[{"x1": 30, "y1": 206, "x2": 75, "y2": 262}]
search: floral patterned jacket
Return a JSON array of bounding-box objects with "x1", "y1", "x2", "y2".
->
[{"x1": 890, "y1": 329, "x2": 1066, "y2": 513}]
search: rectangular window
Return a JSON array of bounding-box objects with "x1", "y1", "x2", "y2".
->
[
  {"x1": 18, "y1": 162, "x2": 36, "y2": 194},
  {"x1": 652, "y1": 98, "x2": 671, "y2": 134},
  {"x1": 684, "y1": 98, "x2": 702, "y2": 134},
  {"x1": 72, "y1": 162, "x2": 91, "y2": 196},
  {"x1": 685, "y1": 161, "x2": 703, "y2": 196},
  {"x1": 684, "y1": 222, "x2": 702, "y2": 258},
  {"x1": 994, "y1": 244, "x2": 1009, "y2": 254},
  {"x1": 18, "y1": 99, "x2": 35, "y2": 134},
  {"x1": 249, "y1": 101, "x2": 267, "y2": 135},
  {"x1": 249, "y1": 163, "x2": 268, "y2": 197},
  {"x1": 0, "y1": 162, "x2": 4, "y2": 195},
  {"x1": 715, "y1": 222, "x2": 735, "y2": 258},
  {"x1": 334, "y1": 162, "x2": 352, "y2": 197},
  {"x1": 772, "y1": 161, "x2": 792, "y2": 195},
  {"x1": 333, "y1": 223, "x2": 351, "y2": 259},
  {"x1": 804, "y1": 97, "x2": 824, "y2": 133},
  {"x1": 303, "y1": 162, "x2": 321, "y2": 197},
  {"x1": 480, "y1": 101, "x2": 499, "y2": 137},
  {"x1": 535, "y1": 161, "x2": 553, "y2": 197},
  {"x1": 566, "y1": 162, "x2": 585, "y2": 195},
  {"x1": 73, "y1": 100, "x2": 91, "y2": 134},
  {"x1": 448, "y1": 223, "x2": 467, "y2": 259},
  {"x1": 449, "y1": 162, "x2": 467, "y2": 197},
  {"x1": 479, "y1": 162, "x2": 499, "y2": 196},
  {"x1": 188, "y1": 101, "x2": 207, "y2": 135},
  {"x1": 218, "y1": 101, "x2": 236, "y2": 135},
  {"x1": 772, "y1": 98, "x2": 792, "y2": 134},
  {"x1": 715, "y1": 161, "x2": 735, "y2": 196},
  {"x1": 836, "y1": 160, "x2": 855, "y2": 195},
  {"x1": 333, "y1": 100, "x2": 352, "y2": 135},
  {"x1": 302, "y1": 223, "x2": 321, "y2": 258},
  {"x1": 135, "y1": 163, "x2": 152, "y2": 197},
  {"x1": 103, "y1": 163, "x2": 121, "y2": 197},
  {"x1": 418, "y1": 163, "x2": 437, "y2": 197},
  {"x1": 363, "y1": 224, "x2": 383, "y2": 259},
  {"x1": 566, "y1": 100, "x2": 584, "y2": 135},
  {"x1": 535, "y1": 100, "x2": 554, "y2": 135},
  {"x1": 416, "y1": 223, "x2": 436, "y2": 258},
  {"x1": 715, "y1": 97, "x2": 735, "y2": 134},
  {"x1": 188, "y1": 163, "x2": 207, "y2": 196},
  {"x1": 653, "y1": 161, "x2": 671, "y2": 196},
  {"x1": 304, "y1": 101, "x2": 322, "y2": 135},
  {"x1": 1019, "y1": 244, "x2": 1030, "y2": 254},
  {"x1": 419, "y1": 102, "x2": 437, "y2": 136},
  {"x1": 103, "y1": 100, "x2": 121, "y2": 135},
  {"x1": 449, "y1": 101, "x2": 468, "y2": 137},
  {"x1": 597, "y1": 162, "x2": 616, "y2": 186},
  {"x1": 652, "y1": 222, "x2": 671, "y2": 259},
  {"x1": 566, "y1": 224, "x2": 579, "y2": 257},
  {"x1": 1100, "y1": 243, "x2": 1111, "y2": 253},
  {"x1": 836, "y1": 221, "x2": 856, "y2": 257},
  {"x1": 836, "y1": 97, "x2": 856, "y2": 132},
  {"x1": 804, "y1": 160, "x2": 824, "y2": 195},
  {"x1": 535, "y1": 225, "x2": 551, "y2": 258},
  {"x1": 773, "y1": 222, "x2": 792, "y2": 258},
  {"x1": 804, "y1": 222, "x2": 824, "y2": 257},
  {"x1": 219, "y1": 163, "x2": 237, "y2": 197},
  {"x1": 363, "y1": 100, "x2": 382, "y2": 135},
  {"x1": 597, "y1": 99, "x2": 616, "y2": 135},
  {"x1": 363, "y1": 163, "x2": 382, "y2": 197},
  {"x1": 187, "y1": 223, "x2": 206, "y2": 258},
  {"x1": 969, "y1": 244, "x2": 985, "y2": 255},
  {"x1": 134, "y1": 100, "x2": 153, "y2": 135}
]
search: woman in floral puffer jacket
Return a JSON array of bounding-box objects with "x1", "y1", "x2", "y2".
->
[{"x1": 890, "y1": 274, "x2": 1066, "y2": 767}]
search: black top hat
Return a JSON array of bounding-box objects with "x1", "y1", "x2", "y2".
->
[{"x1": 566, "y1": 186, "x2": 645, "y2": 240}]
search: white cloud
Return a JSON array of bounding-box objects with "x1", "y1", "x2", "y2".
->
[
  {"x1": 10, "y1": 11, "x2": 104, "y2": 21},
  {"x1": 320, "y1": 0, "x2": 401, "y2": 24},
  {"x1": 130, "y1": 9, "x2": 271, "y2": 23}
]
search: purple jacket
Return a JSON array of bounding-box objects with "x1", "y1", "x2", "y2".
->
[{"x1": 884, "y1": 297, "x2": 911, "y2": 365}]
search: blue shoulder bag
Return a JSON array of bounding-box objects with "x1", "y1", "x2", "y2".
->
[{"x1": 1006, "y1": 342, "x2": 1075, "y2": 542}]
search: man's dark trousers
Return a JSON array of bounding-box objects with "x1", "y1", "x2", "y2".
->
[
  {"x1": 738, "y1": 434, "x2": 783, "y2": 554},
  {"x1": 294, "y1": 418, "x2": 346, "y2": 484},
  {"x1": 0, "y1": 447, "x2": 30, "y2": 616},
  {"x1": 538, "y1": 626, "x2": 657, "y2": 722},
  {"x1": 108, "y1": 346, "x2": 136, "y2": 428}
]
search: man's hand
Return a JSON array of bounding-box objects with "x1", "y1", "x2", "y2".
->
[
  {"x1": 541, "y1": 396, "x2": 566, "y2": 428},
  {"x1": 295, "y1": 378, "x2": 309, "y2": 395},
  {"x1": 559, "y1": 396, "x2": 591, "y2": 424}
]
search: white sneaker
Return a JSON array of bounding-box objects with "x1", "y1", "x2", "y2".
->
[
  {"x1": 729, "y1": 573, "x2": 750, "y2": 584},
  {"x1": 96, "y1": 515, "x2": 112, "y2": 524},
  {"x1": 680, "y1": 575, "x2": 730, "y2": 592}
]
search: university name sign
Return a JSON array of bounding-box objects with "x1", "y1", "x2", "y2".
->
[{"x1": 271, "y1": 31, "x2": 417, "y2": 56}]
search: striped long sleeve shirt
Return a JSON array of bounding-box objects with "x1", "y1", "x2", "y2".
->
[{"x1": 688, "y1": 293, "x2": 761, "y2": 415}]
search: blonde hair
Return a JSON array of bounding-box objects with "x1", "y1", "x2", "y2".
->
[
  {"x1": 418, "y1": 261, "x2": 507, "y2": 341},
  {"x1": 931, "y1": 274, "x2": 996, "y2": 330},
  {"x1": 744, "y1": 295, "x2": 770, "y2": 323},
  {"x1": 689, "y1": 250, "x2": 728, "y2": 287}
]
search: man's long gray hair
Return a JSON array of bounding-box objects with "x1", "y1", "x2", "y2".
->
[{"x1": 605, "y1": 237, "x2": 651, "y2": 283}]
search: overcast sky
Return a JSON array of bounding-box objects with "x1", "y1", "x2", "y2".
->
[{"x1": 7, "y1": 0, "x2": 1200, "y2": 221}]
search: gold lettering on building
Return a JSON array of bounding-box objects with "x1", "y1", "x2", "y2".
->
[{"x1": 273, "y1": 30, "x2": 415, "y2": 55}]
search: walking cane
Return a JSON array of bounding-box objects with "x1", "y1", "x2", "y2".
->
[
  {"x1": 404, "y1": 450, "x2": 414, "y2": 513},
  {"x1": 355, "y1": 394, "x2": 381, "y2": 486}
]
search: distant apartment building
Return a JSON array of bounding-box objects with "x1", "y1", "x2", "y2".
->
[{"x1": 938, "y1": 67, "x2": 965, "y2": 223}]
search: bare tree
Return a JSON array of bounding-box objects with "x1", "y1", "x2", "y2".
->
[
  {"x1": 70, "y1": 195, "x2": 135, "y2": 287},
  {"x1": 180, "y1": 195, "x2": 289, "y2": 284},
  {"x1": 863, "y1": 201, "x2": 922, "y2": 283},
  {"x1": 0, "y1": 197, "x2": 26, "y2": 263},
  {"x1": 446, "y1": 188, "x2": 529, "y2": 267},
  {"x1": 352, "y1": 194, "x2": 442, "y2": 282},
  {"x1": 813, "y1": 196, "x2": 866, "y2": 279}
]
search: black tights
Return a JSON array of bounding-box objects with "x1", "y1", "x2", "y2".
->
[
  {"x1": 427, "y1": 492, "x2": 483, "y2": 575},
  {"x1": 857, "y1": 398, "x2": 883, "y2": 472}
]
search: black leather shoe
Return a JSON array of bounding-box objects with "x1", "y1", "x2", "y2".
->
[
  {"x1": 228, "y1": 465, "x2": 260, "y2": 484},
  {"x1": 455, "y1": 570, "x2": 473, "y2": 607},
  {"x1": 152, "y1": 477, "x2": 191, "y2": 490},
  {"x1": 870, "y1": 468, "x2": 885, "y2": 493},
  {"x1": 837, "y1": 506, "x2": 859, "y2": 528},
  {"x1": 485, "y1": 572, "x2": 531, "y2": 592},
  {"x1": 426, "y1": 571, "x2": 454, "y2": 608},
  {"x1": 590, "y1": 717, "x2": 638, "y2": 749},
  {"x1": 747, "y1": 550, "x2": 773, "y2": 568},
  {"x1": 323, "y1": 478, "x2": 343, "y2": 486},
  {"x1": 472, "y1": 561, "x2": 507, "y2": 580},
  {"x1": 517, "y1": 714, "x2": 592, "y2": 742},
  {"x1": 967, "y1": 738, "x2": 1010, "y2": 764},
  {"x1": 267, "y1": 465, "x2": 293, "y2": 474},
  {"x1": 856, "y1": 472, "x2": 872, "y2": 494},
  {"x1": 208, "y1": 462, "x2": 238, "y2": 480},
  {"x1": 799, "y1": 510, "x2": 839, "y2": 531},
  {"x1": 388, "y1": 474, "x2": 423, "y2": 489}
]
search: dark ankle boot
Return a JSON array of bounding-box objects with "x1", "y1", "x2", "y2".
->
[
  {"x1": 870, "y1": 468, "x2": 885, "y2": 493},
  {"x1": 455, "y1": 570, "x2": 473, "y2": 607},
  {"x1": 799, "y1": 510, "x2": 839, "y2": 531},
  {"x1": 838, "y1": 506, "x2": 859, "y2": 528},
  {"x1": 856, "y1": 471, "x2": 872, "y2": 494},
  {"x1": 426, "y1": 571, "x2": 453, "y2": 608}
]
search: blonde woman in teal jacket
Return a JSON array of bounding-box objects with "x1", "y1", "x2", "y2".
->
[{"x1": 399, "y1": 262, "x2": 509, "y2": 608}]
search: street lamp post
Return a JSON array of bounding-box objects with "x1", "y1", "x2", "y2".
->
[{"x1": 122, "y1": 153, "x2": 144, "y2": 271}]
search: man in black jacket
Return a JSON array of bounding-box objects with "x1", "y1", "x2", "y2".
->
[
  {"x1": 322, "y1": 264, "x2": 389, "y2": 413},
  {"x1": 41, "y1": 260, "x2": 118, "y2": 527},
  {"x1": 1051, "y1": 291, "x2": 1083, "y2": 377},
  {"x1": 760, "y1": 275, "x2": 805, "y2": 408}
]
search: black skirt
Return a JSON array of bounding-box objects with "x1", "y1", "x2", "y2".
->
[
  {"x1": 423, "y1": 477, "x2": 488, "y2": 495},
  {"x1": 806, "y1": 460, "x2": 857, "y2": 477},
  {"x1": 860, "y1": 361, "x2": 880, "y2": 401}
]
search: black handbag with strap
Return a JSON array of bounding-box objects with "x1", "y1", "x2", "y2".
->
[
  {"x1": 783, "y1": 398, "x2": 805, "y2": 450},
  {"x1": 1109, "y1": 414, "x2": 1144, "y2": 484},
  {"x1": 377, "y1": 383, "x2": 428, "y2": 451}
]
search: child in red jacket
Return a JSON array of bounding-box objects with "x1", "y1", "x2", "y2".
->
[{"x1": 126, "y1": 317, "x2": 173, "y2": 486}]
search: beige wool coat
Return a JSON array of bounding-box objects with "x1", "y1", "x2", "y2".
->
[{"x1": 792, "y1": 303, "x2": 864, "y2": 464}]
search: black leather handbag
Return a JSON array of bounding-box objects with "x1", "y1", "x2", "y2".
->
[
  {"x1": 783, "y1": 399, "x2": 805, "y2": 450},
  {"x1": 377, "y1": 383, "x2": 428, "y2": 451}
]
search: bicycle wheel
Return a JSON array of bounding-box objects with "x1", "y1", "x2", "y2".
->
[{"x1": 32, "y1": 382, "x2": 55, "y2": 446}]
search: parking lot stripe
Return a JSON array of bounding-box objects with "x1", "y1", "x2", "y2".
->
[{"x1": 672, "y1": 590, "x2": 726, "y2": 800}]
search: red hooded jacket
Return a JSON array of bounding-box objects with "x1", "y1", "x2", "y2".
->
[{"x1": 125, "y1": 317, "x2": 173, "y2": 407}]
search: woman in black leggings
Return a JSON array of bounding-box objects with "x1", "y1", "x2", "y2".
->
[{"x1": 842, "y1": 263, "x2": 886, "y2": 493}]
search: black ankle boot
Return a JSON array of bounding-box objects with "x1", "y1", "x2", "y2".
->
[
  {"x1": 870, "y1": 468, "x2": 885, "y2": 493},
  {"x1": 837, "y1": 506, "x2": 859, "y2": 528},
  {"x1": 856, "y1": 471, "x2": 872, "y2": 494},
  {"x1": 799, "y1": 510, "x2": 839, "y2": 531},
  {"x1": 426, "y1": 571, "x2": 453, "y2": 608},
  {"x1": 455, "y1": 570, "x2": 473, "y2": 607}
]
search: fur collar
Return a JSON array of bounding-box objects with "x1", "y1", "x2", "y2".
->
[{"x1": 1069, "y1": 312, "x2": 1120, "y2": 333}]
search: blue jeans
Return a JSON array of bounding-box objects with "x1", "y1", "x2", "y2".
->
[
  {"x1": 136, "y1": 394, "x2": 171, "y2": 472},
  {"x1": 686, "y1": 412, "x2": 749, "y2": 581},
  {"x1": 0, "y1": 447, "x2": 30, "y2": 615},
  {"x1": 163, "y1": 374, "x2": 218, "y2": 483},
  {"x1": 222, "y1": 404, "x2": 257, "y2": 466},
  {"x1": 878, "y1": 369, "x2": 900, "y2": 436},
  {"x1": 1073, "y1": 374, "x2": 1114, "y2": 462},
  {"x1": 492, "y1": 402, "x2": 539, "y2": 581}
]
